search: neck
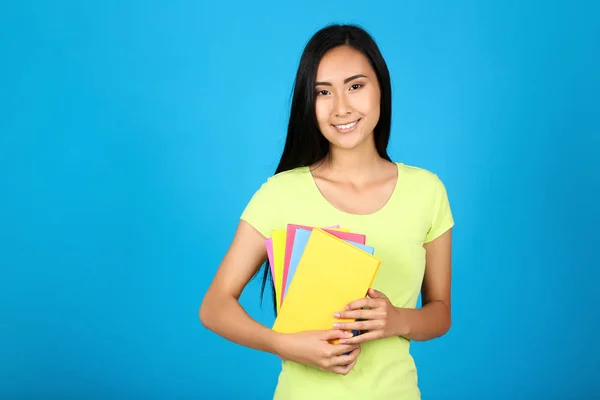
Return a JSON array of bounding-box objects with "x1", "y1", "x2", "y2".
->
[{"x1": 319, "y1": 136, "x2": 387, "y2": 180}]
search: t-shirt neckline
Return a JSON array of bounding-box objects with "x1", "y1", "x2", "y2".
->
[{"x1": 302, "y1": 162, "x2": 403, "y2": 218}]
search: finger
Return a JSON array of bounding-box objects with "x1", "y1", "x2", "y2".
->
[
  {"x1": 328, "y1": 359, "x2": 357, "y2": 375},
  {"x1": 324, "y1": 346, "x2": 360, "y2": 374},
  {"x1": 321, "y1": 329, "x2": 354, "y2": 341},
  {"x1": 346, "y1": 344, "x2": 361, "y2": 360},
  {"x1": 335, "y1": 308, "x2": 382, "y2": 321},
  {"x1": 367, "y1": 288, "x2": 388, "y2": 299},
  {"x1": 342, "y1": 359, "x2": 358, "y2": 374},
  {"x1": 333, "y1": 320, "x2": 382, "y2": 332},
  {"x1": 337, "y1": 330, "x2": 380, "y2": 345},
  {"x1": 342, "y1": 298, "x2": 380, "y2": 312},
  {"x1": 328, "y1": 346, "x2": 361, "y2": 366},
  {"x1": 329, "y1": 343, "x2": 360, "y2": 357}
]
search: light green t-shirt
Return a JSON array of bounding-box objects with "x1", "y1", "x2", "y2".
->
[{"x1": 241, "y1": 162, "x2": 454, "y2": 400}]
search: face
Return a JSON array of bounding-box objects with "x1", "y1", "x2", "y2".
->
[{"x1": 314, "y1": 45, "x2": 381, "y2": 151}]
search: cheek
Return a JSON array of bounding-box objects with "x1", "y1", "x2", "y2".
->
[
  {"x1": 353, "y1": 89, "x2": 380, "y2": 115},
  {"x1": 315, "y1": 99, "x2": 331, "y2": 125}
]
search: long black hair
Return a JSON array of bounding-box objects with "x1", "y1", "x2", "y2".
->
[{"x1": 258, "y1": 24, "x2": 393, "y2": 314}]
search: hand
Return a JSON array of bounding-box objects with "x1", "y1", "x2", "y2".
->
[
  {"x1": 274, "y1": 329, "x2": 361, "y2": 375},
  {"x1": 333, "y1": 288, "x2": 402, "y2": 344}
]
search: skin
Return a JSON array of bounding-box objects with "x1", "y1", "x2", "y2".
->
[{"x1": 199, "y1": 44, "x2": 452, "y2": 376}]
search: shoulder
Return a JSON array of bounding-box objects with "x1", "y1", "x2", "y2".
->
[
  {"x1": 396, "y1": 162, "x2": 446, "y2": 194},
  {"x1": 265, "y1": 166, "x2": 308, "y2": 187},
  {"x1": 240, "y1": 167, "x2": 308, "y2": 237},
  {"x1": 395, "y1": 162, "x2": 454, "y2": 241},
  {"x1": 245, "y1": 166, "x2": 309, "y2": 205},
  {"x1": 255, "y1": 166, "x2": 308, "y2": 195},
  {"x1": 395, "y1": 163, "x2": 455, "y2": 241}
]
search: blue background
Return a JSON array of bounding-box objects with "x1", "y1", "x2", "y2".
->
[{"x1": 1, "y1": 0, "x2": 599, "y2": 398}]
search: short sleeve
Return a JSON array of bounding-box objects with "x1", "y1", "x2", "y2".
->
[
  {"x1": 240, "y1": 178, "x2": 281, "y2": 238},
  {"x1": 424, "y1": 175, "x2": 454, "y2": 243}
]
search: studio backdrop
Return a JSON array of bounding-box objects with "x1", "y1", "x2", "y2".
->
[{"x1": 1, "y1": 1, "x2": 598, "y2": 398}]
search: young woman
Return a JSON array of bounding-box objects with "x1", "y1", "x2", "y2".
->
[{"x1": 200, "y1": 24, "x2": 454, "y2": 399}]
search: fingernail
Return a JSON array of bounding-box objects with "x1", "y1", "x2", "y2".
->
[{"x1": 333, "y1": 312, "x2": 340, "y2": 318}]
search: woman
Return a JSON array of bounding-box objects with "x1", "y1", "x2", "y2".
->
[{"x1": 200, "y1": 24, "x2": 454, "y2": 399}]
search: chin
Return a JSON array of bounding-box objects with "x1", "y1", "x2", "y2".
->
[
  {"x1": 329, "y1": 129, "x2": 372, "y2": 150},
  {"x1": 331, "y1": 134, "x2": 367, "y2": 150}
]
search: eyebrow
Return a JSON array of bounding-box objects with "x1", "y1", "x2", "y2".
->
[{"x1": 315, "y1": 74, "x2": 367, "y2": 86}]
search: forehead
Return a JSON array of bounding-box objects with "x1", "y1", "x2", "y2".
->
[{"x1": 316, "y1": 45, "x2": 374, "y2": 81}]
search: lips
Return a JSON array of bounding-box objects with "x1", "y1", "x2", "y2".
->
[{"x1": 333, "y1": 118, "x2": 361, "y2": 133}]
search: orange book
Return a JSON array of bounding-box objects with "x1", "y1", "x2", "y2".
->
[{"x1": 272, "y1": 228, "x2": 381, "y2": 335}]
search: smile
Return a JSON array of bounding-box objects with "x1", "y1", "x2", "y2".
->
[{"x1": 333, "y1": 119, "x2": 360, "y2": 133}]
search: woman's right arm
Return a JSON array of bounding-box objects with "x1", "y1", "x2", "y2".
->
[
  {"x1": 199, "y1": 220, "x2": 282, "y2": 354},
  {"x1": 199, "y1": 220, "x2": 361, "y2": 374}
]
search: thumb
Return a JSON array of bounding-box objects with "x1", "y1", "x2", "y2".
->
[{"x1": 368, "y1": 288, "x2": 387, "y2": 299}]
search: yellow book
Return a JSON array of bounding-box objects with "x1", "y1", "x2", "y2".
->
[
  {"x1": 272, "y1": 226, "x2": 350, "y2": 312},
  {"x1": 272, "y1": 228, "x2": 381, "y2": 334},
  {"x1": 271, "y1": 229, "x2": 286, "y2": 313}
]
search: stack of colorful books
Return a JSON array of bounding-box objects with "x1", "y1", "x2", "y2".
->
[{"x1": 265, "y1": 224, "x2": 381, "y2": 336}]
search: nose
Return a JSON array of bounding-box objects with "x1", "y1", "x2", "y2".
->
[{"x1": 334, "y1": 93, "x2": 351, "y2": 116}]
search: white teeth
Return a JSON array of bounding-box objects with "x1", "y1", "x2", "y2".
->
[{"x1": 335, "y1": 121, "x2": 357, "y2": 129}]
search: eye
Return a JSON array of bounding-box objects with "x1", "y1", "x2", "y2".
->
[
  {"x1": 316, "y1": 89, "x2": 330, "y2": 96},
  {"x1": 349, "y1": 83, "x2": 362, "y2": 91}
]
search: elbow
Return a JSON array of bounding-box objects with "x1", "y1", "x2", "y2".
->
[
  {"x1": 199, "y1": 290, "x2": 230, "y2": 332},
  {"x1": 429, "y1": 301, "x2": 452, "y2": 340},
  {"x1": 440, "y1": 305, "x2": 452, "y2": 337},
  {"x1": 198, "y1": 294, "x2": 215, "y2": 330},
  {"x1": 443, "y1": 316, "x2": 452, "y2": 336}
]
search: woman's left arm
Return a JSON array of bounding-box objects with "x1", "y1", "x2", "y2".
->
[
  {"x1": 334, "y1": 229, "x2": 452, "y2": 344},
  {"x1": 397, "y1": 227, "x2": 452, "y2": 341}
]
